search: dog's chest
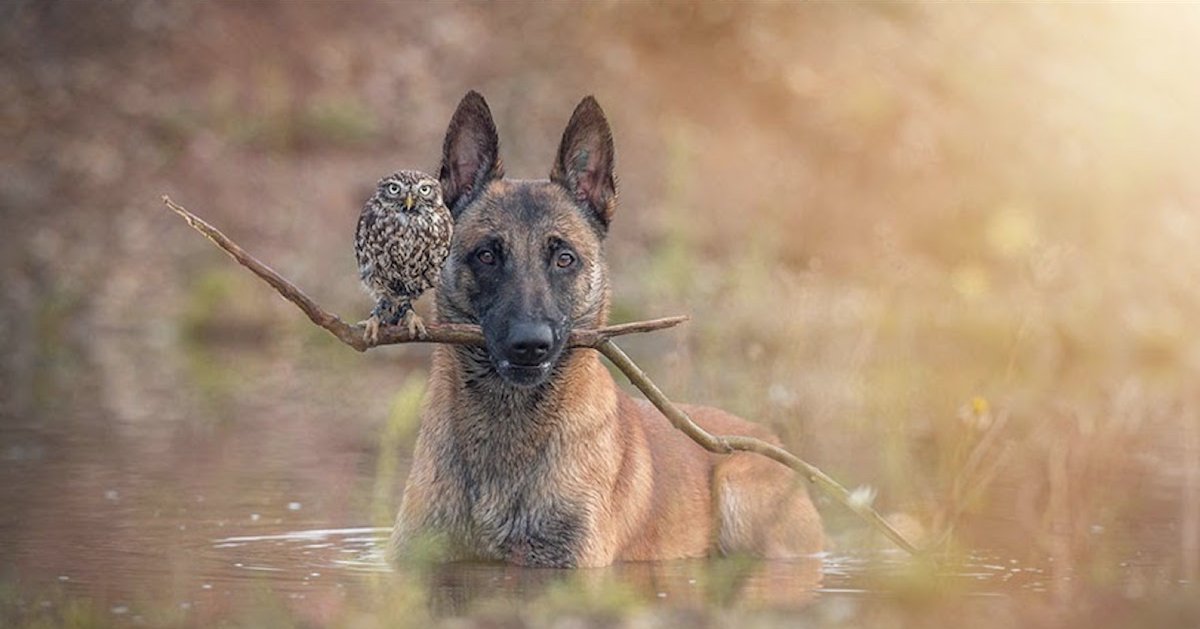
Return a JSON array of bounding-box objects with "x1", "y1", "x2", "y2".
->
[{"x1": 446, "y1": 414, "x2": 589, "y2": 567}]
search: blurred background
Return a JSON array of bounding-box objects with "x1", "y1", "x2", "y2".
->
[{"x1": 2, "y1": 1, "x2": 1199, "y2": 627}]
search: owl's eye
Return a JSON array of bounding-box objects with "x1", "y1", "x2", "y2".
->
[
  {"x1": 555, "y1": 251, "x2": 576, "y2": 269},
  {"x1": 417, "y1": 183, "x2": 434, "y2": 197},
  {"x1": 385, "y1": 183, "x2": 402, "y2": 197},
  {"x1": 476, "y1": 249, "x2": 497, "y2": 265}
]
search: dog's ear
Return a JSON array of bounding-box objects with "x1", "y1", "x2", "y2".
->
[
  {"x1": 550, "y1": 96, "x2": 617, "y2": 231},
  {"x1": 439, "y1": 91, "x2": 504, "y2": 217}
]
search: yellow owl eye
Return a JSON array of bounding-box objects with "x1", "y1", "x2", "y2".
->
[
  {"x1": 417, "y1": 183, "x2": 434, "y2": 197},
  {"x1": 385, "y1": 183, "x2": 401, "y2": 197}
]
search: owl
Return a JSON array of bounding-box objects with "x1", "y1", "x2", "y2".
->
[{"x1": 355, "y1": 170, "x2": 453, "y2": 343}]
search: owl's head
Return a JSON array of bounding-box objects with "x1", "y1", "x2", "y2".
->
[{"x1": 374, "y1": 170, "x2": 443, "y2": 214}]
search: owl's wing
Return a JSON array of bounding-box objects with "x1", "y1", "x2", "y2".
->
[
  {"x1": 434, "y1": 205, "x2": 454, "y2": 243},
  {"x1": 434, "y1": 207, "x2": 453, "y2": 262},
  {"x1": 355, "y1": 206, "x2": 377, "y2": 281}
]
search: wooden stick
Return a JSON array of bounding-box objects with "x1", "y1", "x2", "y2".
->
[
  {"x1": 162, "y1": 196, "x2": 686, "y2": 351},
  {"x1": 161, "y1": 195, "x2": 920, "y2": 555}
]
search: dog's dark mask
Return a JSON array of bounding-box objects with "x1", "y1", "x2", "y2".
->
[
  {"x1": 469, "y1": 229, "x2": 574, "y2": 386},
  {"x1": 435, "y1": 92, "x2": 616, "y2": 388}
]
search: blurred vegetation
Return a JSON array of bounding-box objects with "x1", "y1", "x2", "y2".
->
[
  {"x1": 369, "y1": 375, "x2": 426, "y2": 528},
  {"x1": 2, "y1": 1, "x2": 1200, "y2": 627}
]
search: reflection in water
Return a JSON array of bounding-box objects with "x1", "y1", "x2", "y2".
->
[
  {"x1": 199, "y1": 524, "x2": 1062, "y2": 621},
  {"x1": 411, "y1": 553, "x2": 823, "y2": 616},
  {"x1": 207, "y1": 526, "x2": 825, "y2": 614}
]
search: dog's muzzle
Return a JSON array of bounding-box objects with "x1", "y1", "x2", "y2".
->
[{"x1": 491, "y1": 320, "x2": 562, "y2": 387}]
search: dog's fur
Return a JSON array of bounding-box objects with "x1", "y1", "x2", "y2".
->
[{"x1": 389, "y1": 92, "x2": 823, "y2": 568}]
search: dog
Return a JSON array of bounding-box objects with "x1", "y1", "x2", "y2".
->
[{"x1": 388, "y1": 91, "x2": 824, "y2": 568}]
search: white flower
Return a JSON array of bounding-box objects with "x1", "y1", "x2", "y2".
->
[{"x1": 848, "y1": 485, "x2": 877, "y2": 510}]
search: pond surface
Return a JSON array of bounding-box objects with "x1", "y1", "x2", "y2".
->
[{"x1": 1, "y1": 330, "x2": 1195, "y2": 628}]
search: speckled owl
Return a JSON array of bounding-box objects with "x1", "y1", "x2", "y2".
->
[{"x1": 355, "y1": 170, "x2": 452, "y2": 342}]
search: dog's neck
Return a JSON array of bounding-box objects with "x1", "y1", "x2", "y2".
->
[{"x1": 428, "y1": 299, "x2": 617, "y2": 446}]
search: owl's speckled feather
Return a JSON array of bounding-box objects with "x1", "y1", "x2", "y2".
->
[{"x1": 355, "y1": 170, "x2": 453, "y2": 341}]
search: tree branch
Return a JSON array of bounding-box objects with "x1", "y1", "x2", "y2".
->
[
  {"x1": 597, "y1": 339, "x2": 919, "y2": 555},
  {"x1": 162, "y1": 196, "x2": 685, "y2": 351},
  {"x1": 161, "y1": 195, "x2": 919, "y2": 555}
]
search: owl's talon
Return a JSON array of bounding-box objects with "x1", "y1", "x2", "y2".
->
[
  {"x1": 362, "y1": 315, "x2": 382, "y2": 345},
  {"x1": 403, "y1": 310, "x2": 428, "y2": 339}
]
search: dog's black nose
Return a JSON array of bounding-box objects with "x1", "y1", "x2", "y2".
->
[{"x1": 506, "y1": 322, "x2": 553, "y2": 366}]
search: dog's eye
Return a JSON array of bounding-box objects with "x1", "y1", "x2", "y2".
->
[
  {"x1": 385, "y1": 183, "x2": 401, "y2": 197},
  {"x1": 555, "y1": 251, "x2": 576, "y2": 269},
  {"x1": 477, "y1": 249, "x2": 496, "y2": 265}
]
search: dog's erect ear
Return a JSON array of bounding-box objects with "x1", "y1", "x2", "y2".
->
[
  {"x1": 439, "y1": 91, "x2": 504, "y2": 217},
  {"x1": 550, "y1": 96, "x2": 617, "y2": 231}
]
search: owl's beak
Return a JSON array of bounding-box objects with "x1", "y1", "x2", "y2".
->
[{"x1": 404, "y1": 194, "x2": 415, "y2": 211}]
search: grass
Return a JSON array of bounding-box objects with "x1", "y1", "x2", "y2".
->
[
  {"x1": 370, "y1": 375, "x2": 427, "y2": 528},
  {"x1": 0, "y1": 584, "x2": 115, "y2": 629}
]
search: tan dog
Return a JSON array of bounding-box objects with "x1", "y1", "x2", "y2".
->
[{"x1": 389, "y1": 92, "x2": 823, "y2": 567}]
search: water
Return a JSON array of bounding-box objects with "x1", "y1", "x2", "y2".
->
[
  {"x1": 17, "y1": 517, "x2": 1058, "y2": 623},
  {"x1": 1, "y1": 331, "x2": 1196, "y2": 628}
]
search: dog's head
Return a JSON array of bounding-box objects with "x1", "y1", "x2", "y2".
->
[{"x1": 435, "y1": 91, "x2": 617, "y2": 388}]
